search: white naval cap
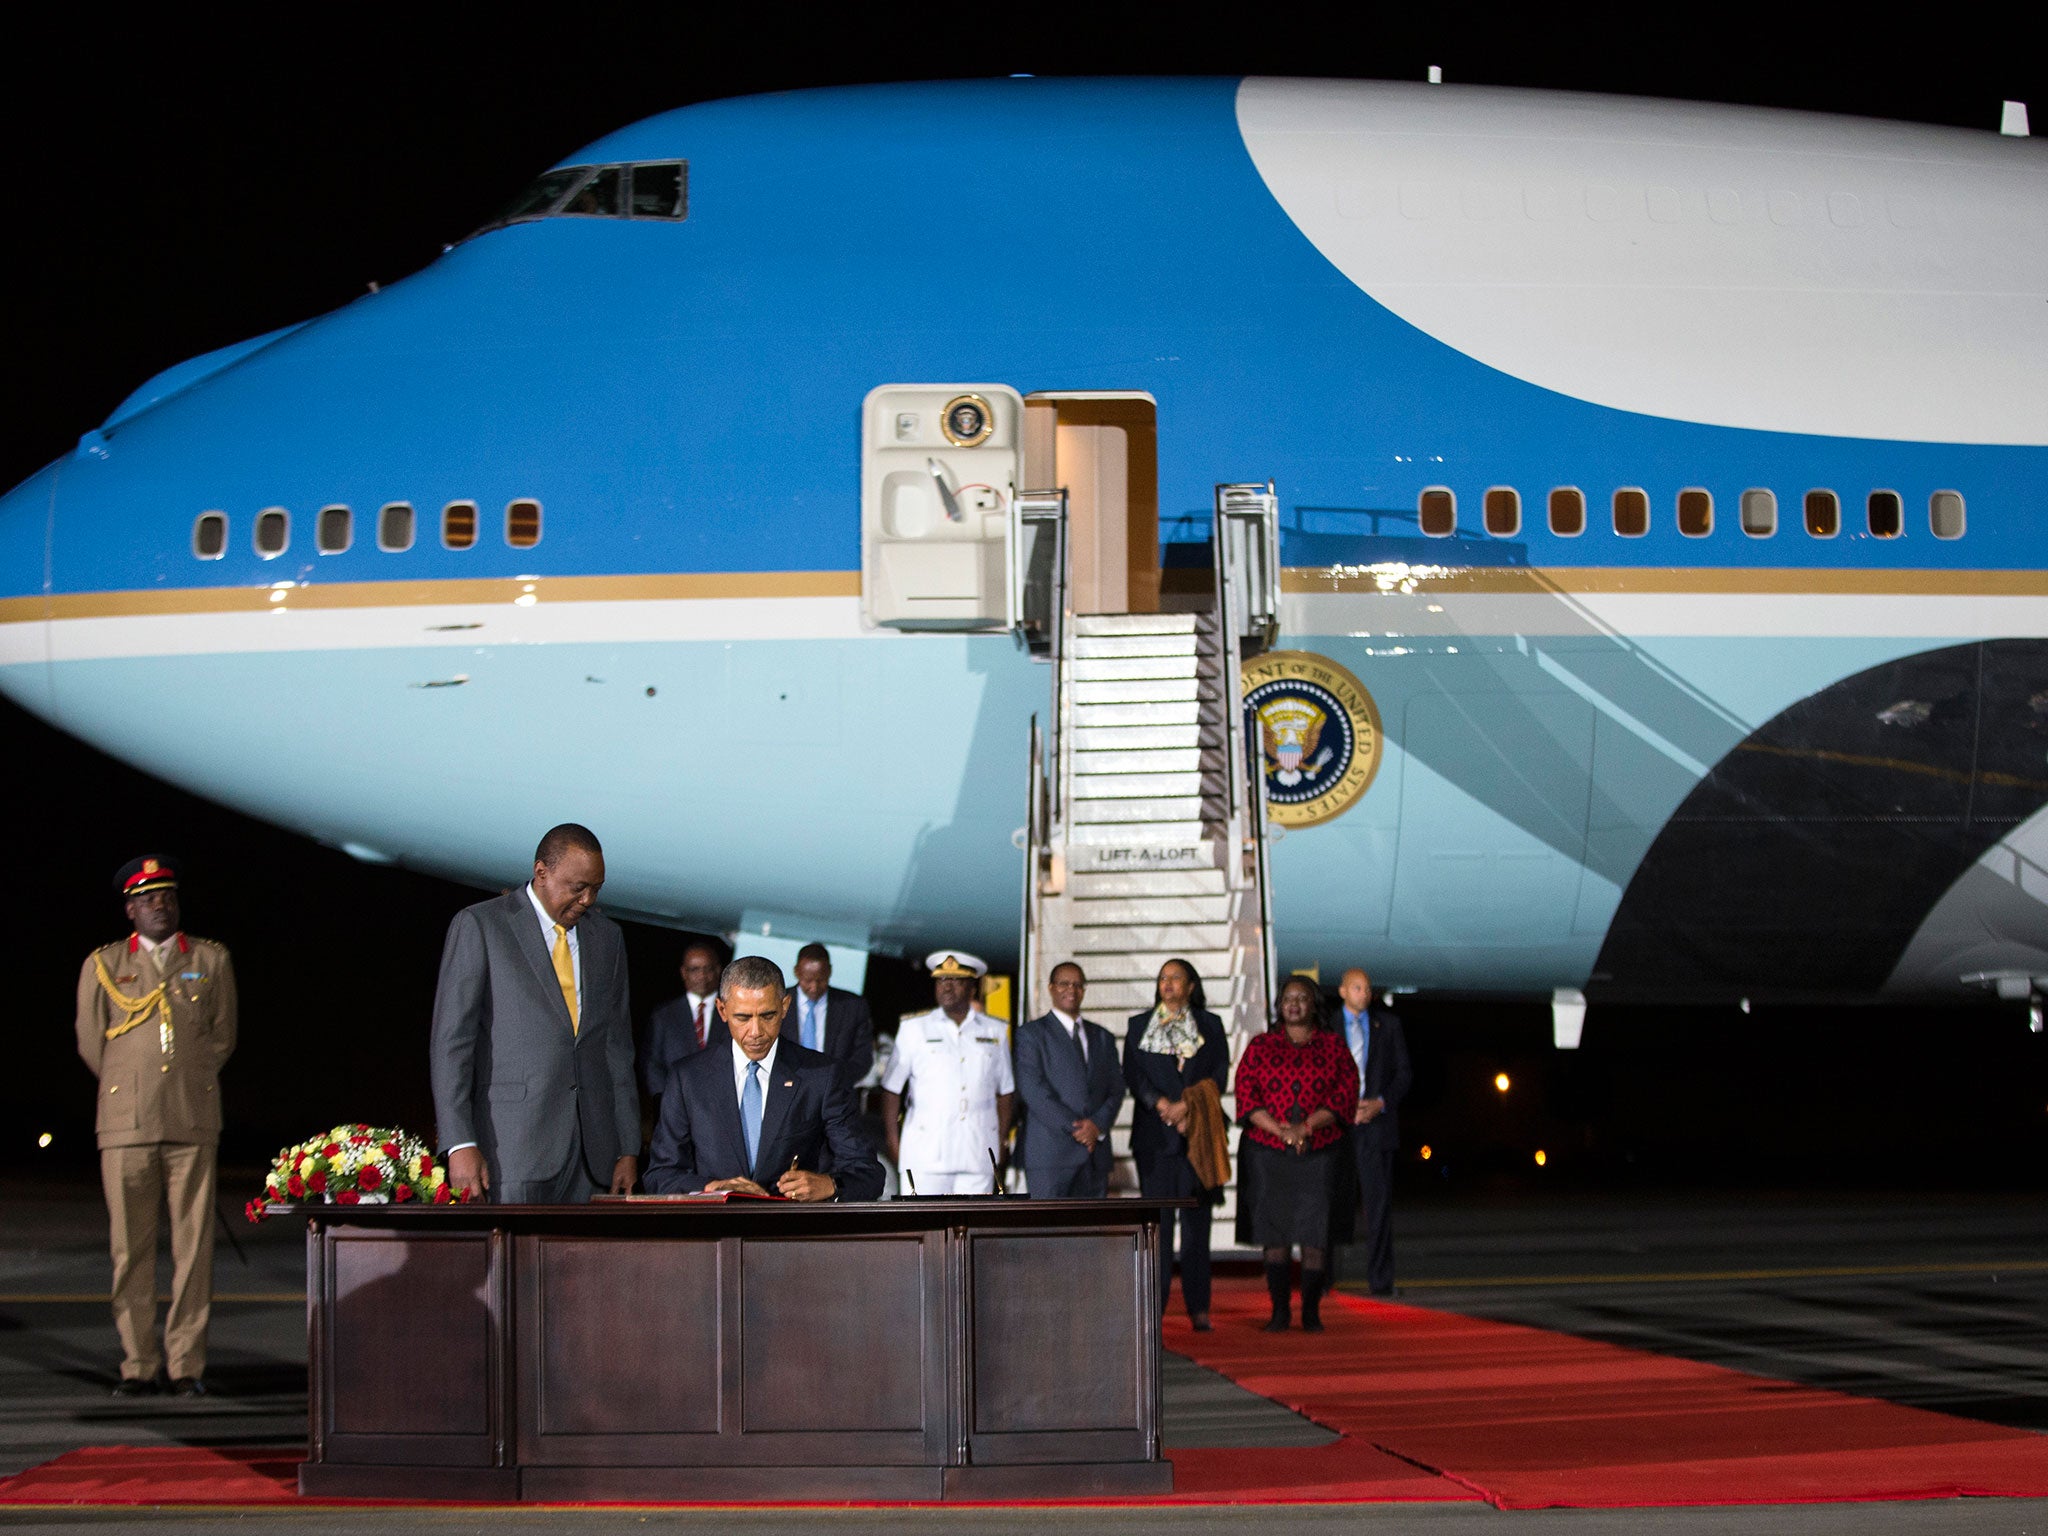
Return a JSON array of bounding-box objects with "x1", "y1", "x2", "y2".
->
[{"x1": 925, "y1": 950, "x2": 988, "y2": 979}]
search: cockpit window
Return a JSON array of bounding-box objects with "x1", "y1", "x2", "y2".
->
[
  {"x1": 631, "y1": 162, "x2": 686, "y2": 218},
  {"x1": 470, "y1": 161, "x2": 687, "y2": 238},
  {"x1": 562, "y1": 167, "x2": 622, "y2": 217}
]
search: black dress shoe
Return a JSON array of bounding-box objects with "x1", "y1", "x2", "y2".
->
[
  {"x1": 169, "y1": 1376, "x2": 208, "y2": 1398},
  {"x1": 110, "y1": 1377, "x2": 155, "y2": 1397}
]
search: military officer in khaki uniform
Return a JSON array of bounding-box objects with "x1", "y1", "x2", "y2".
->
[{"x1": 75, "y1": 856, "x2": 237, "y2": 1396}]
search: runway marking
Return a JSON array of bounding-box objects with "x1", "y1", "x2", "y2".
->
[{"x1": 1375, "y1": 1258, "x2": 2048, "y2": 1291}]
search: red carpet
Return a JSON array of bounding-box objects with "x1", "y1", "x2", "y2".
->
[
  {"x1": 1162, "y1": 1279, "x2": 2048, "y2": 1508},
  {"x1": 6, "y1": 1278, "x2": 2046, "y2": 1508}
]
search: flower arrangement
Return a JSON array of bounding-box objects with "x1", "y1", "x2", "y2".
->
[{"x1": 245, "y1": 1123, "x2": 470, "y2": 1222}]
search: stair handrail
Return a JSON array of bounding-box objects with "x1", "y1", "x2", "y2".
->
[
  {"x1": 1214, "y1": 481, "x2": 1281, "y2": 657},
  {"x1": 1021, "y1": 712, "x2": 1044, "y2": 1023}
]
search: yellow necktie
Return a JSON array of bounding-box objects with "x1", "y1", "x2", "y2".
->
[{"x1": 551, "y1": 924, "x2": 579, "y2": 1035}]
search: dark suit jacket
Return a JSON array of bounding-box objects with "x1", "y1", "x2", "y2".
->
[
  {"x1": 1123, "y1": 1007, "x2": 1230, "y2": 1168},
  {"x1": 779, "y1": 985, "x2": 875, "y2": 1093},
  {"x1": 643, "y1": 1039, "x2": 883, "y2": 1200},
  {"x1": 1343, "y1": 1004, "x2": 1414, "y2": 1152},
  {"x1": 1015, "y1": 1012, "x2": 1124, "y2": 1178},
  {"x1": 640, "y1": 993, "x2": 729, "y2": 1101},
  {"x1": 429, "y1": 889, "x2": 639, "y2": 1187}
]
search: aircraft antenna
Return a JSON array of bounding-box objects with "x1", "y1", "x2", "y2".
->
[{"x1": 2001, "y1": 100, "x2": 2030, "y2": 136}]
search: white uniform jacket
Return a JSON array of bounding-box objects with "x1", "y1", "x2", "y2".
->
[{"x1": 883, "y1": 1006, "x2": 1014, "y2": 1173}]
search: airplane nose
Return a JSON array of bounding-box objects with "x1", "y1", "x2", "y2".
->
[{"x1": 0, "y1": 458, "x2": 57, "y2": 718}]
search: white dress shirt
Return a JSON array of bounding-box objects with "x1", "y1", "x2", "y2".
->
[
  {"x1": 525, "y1": 882, "x2": 581, "y2": 1013},
  {"x1": 729, "y1": 1038, "x2": 781, "y2": 1142}
]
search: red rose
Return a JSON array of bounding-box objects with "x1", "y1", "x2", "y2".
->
[
  {"x1": 286, "y1": 1174, "x2": 306, "y2": 1198},
  {"x1": 337, "y1": 1190, "x2": 360, "y2": 1204},
  {"x1": 417, "y1": 1154, "x2": 435, "y2": 1173},
  {"x1": 433, "y1": 1184, "x2": 453, "y2": 1204},
  {"x1": 394, "y1": 1183, "x2": 415, "y2": 1202},
  {"x1": 244, "y1": 1199, "x2": 265, "y2": 1224},
  {"x1": 349, "y1": 1135, "x2": 369, "y2": 1147},
  {"x1": 358, "y1": 1164, "x2": 383, "y2": 1191},
  {"x1": 382, "y1": 1142, "x2": 400, "y2": 1160},
  {"x1": 308, "y1": 1170, "x2": 327, "y2": 1194},
  {"x1": 322, "y1": 1143, "x2": 341, "y2": 1158}
]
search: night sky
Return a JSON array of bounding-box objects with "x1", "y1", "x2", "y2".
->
[{"x1": 4, "y1": 14, "x2": 2044, "y2": 1185}]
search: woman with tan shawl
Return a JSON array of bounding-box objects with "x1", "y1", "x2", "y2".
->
[{"x1": 1121, "y1": 958, "x2": 1230, "y2": 1330}]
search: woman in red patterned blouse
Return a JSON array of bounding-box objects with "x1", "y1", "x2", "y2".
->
[{"x1": 1233, "y1": 976, "x2": 1359, "y2": 1331}]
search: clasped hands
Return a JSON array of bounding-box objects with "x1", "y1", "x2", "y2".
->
[
  {"x1": 705, "y1": 1170, "x2": 837, "y2": 1202},
  {"x1": 1155, "y1": 1095, "x2": 1190, "y2": 1133},
  {"x1": 1354, "y1": 1096, "x2": 1386, "y2": 1126}
]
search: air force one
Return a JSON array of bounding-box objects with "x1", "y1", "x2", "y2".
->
[{"x1": 3, "y1": 76, "x2": 2045, "y2": 1034}]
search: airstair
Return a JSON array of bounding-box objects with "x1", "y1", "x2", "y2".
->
[{"x1": 1018, "y1": 484, "x2": 1283, "y2": 1201}]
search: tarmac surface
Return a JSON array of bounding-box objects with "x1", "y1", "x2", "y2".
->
[{"x1": 1, "y1": 1171, "x2": 2043, "y2": 1533}]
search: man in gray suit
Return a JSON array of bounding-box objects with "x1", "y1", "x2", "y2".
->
[
  {"x1": 432, "y1": 824, "x2": 640, "y2": 1202},
  {"x1": 1014, "y1": 962, "x2": 1124, "y2": 1198}
]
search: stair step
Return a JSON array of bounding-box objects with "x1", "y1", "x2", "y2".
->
[
  {"x1": 1072, "y1": 747, "x2": 1207, "y2": 775},
  {"x1": 1067, "y1": 820, "x2": 1214, "y2": 845},
  {"x1": 1065, "y1": 842, "x2": 1226, "y2": 875},
  {"x1": 1071, "y1": 796, "x2": 1212, "y2": 825},
  {"x1": 1069, "y1": 771, "x2": 1219, "y2": 800},
  {"x1": 1073, "y1": 613, "x2": 1199, "y2": 636},
  {"x1": 1065, "y1": 923, "x2": 1237, "y2": 953},
  {"x1": 1070, "y1": 677, "x2": 1203, "y2": 705},
  {"x1": 1067, "y1": 654, "x2": 1209, "y2": 683},
  {"x1": 1059, "y1": 894, "x2": 1236, "y2": 924},
  {"x1": 1079, "y1": 977, "x2": 1242, "y2": 1011},
  {"x1": 1071, "y1": 723, "x2": 1208, "y2": 751},
  {"x1": 1071, "y1": 634, "x2": 1200, "y2": 661},
  {"x1": 1067, "y1": 869, "x2": 1230, "y2": 898},
  {"x1": 1064, "y1": 700, "x2": 1204, "y2": 729},
  {"x1": 1074, "y1": 949, "x2": 1236, "y2": 981}
]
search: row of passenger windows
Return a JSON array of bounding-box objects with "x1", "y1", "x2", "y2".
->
[
  {"x1": 191, "y1": 500, "x2": 543, "y2": 560},
  {"x1": 1418, "y1": 486, "x2": 1966, "y2": 541}
]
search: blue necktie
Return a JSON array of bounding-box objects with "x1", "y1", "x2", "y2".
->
[
  {"x1": 742, "y1": 1060, "x2": 764, "y2": 1171},
  {"x1": 802, "y1": 999, "x2": 819, "y2": 1051},
  {"x1": 1349, "y1": 1011, "x2": 1370, "y2": 1084}
]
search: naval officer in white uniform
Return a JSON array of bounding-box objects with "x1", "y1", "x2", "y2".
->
[{"x1": 879, "y1": 951, "x2": 1014, "y2": 1195}]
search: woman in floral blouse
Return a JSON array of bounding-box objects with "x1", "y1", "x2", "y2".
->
[
  {"x1": 1233, "y1": 976, "x2": 1359, "y2": 1331},
  {"x1": 1123, "y1": 958, "x2": 1230, "y2": 1330}
]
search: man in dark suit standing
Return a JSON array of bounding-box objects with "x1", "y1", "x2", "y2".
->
[
  {"x1": 783, "y1": 943, "x2": 875, "y2": 1095},
  {"x1": 1338, "y1": 967, "x2": 1414, "y2": 1295},
  {"x1": 644, "y1": 956, "x2": 882, "y2": 1201},
  {"x1": 640, "y1": 940, "x2": 728, "y2": 1106},
  {"x1": 432, "y1": 824, "x2": 640, "y2": 1203},
  {"x1": 1015, "y1": 962, "x2": 1123, "y2": 1198}
]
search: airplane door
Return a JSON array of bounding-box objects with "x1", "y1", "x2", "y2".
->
[
  {"x1": 1022, "y1": 393, "x2": 1158, "y2": 616},
  {"x1": 860, "y1": 384, "x2": 1023, "y2": 631}
]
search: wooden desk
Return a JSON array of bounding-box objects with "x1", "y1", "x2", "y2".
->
[{"x1": 299, "y1": 1199, "x2": 1176, "y2": 1501}]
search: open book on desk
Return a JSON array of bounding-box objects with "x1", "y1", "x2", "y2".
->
[{"x1": 591, "y1": 1190, "x2": 787, "y2": 1202}]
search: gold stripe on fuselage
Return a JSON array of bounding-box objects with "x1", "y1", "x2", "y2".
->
[{"x1": 1, "y1": 566, "x2": 2046, "y2": 626}]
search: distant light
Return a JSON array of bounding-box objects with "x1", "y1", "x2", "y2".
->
[
  {"x1": 1418, "y1": 1144, "x2": 1433, "y2": 1161},
  {"x1": 1533, "y1": 1149, "x2": 1547, "y2": 1167},
  {"x1": 1493, "y1": 1072, "x2": 1511, "y2": 1093},
  {"x1": 36, "y1": 1132, "x2": 52, "y2": 1149}
]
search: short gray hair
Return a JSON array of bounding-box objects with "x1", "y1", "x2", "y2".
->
[{"x1": 719, "y1": 954, "x2": 786, "y2": 1000}]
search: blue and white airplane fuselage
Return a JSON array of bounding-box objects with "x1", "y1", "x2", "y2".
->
[{"x1": 4, "y1": 77, "x2": 2044, "y2": 1001}]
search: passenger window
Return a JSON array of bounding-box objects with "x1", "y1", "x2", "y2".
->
[
  {"x1": 378, "y1": 502, "x2": 416, "y2": 552},
  {"x1": 561, "y1": 167, "x2": 622, "y2": 217},
  {"x1": 1804, "y1": 490, "x2": 1839, "y2": 538},
  {"x1": 1677, "y1": 488, "x2": 1713, "y2": 537},
  {"x1": 316, "y1": 505, "x2": 352, "y2": 554},
  {"x1": 193, "y1": 512, "x2": 227, "y2": 560},
  {"x1": 1612, "y1": 488, "x2": 1649, "y2": 537},
  {"x1": 1483, "y1": 487, "x2": 1521, "y2": 537},
  {"x1": 506, "y1": 498, "x2": 542, "y2": 548},
  {"x1": 1929, "y1": 490, "x2": 1965, "y2": 540},
  {"x1": 254, "y1": 508, "x2": 289, "y2": 558},
  {"x1": 442, "y1": 500, "x2": 478, "y2": 550},
  {"x1": 1740, "y1": 489, "x2": 1777, "y2": 537},
  {"x1": 1419, "y1": 487, "x2": 1456, "y2": 537},
  {"x1": 1548, "y1": 487, "x2": 1585, "y2": 537},
  {"x1": 630, "y1": 162, "x2": 687, "y2": 219},
  {"x1": 1867, "y1": 490, "x2": 1902, "y2": 538}
]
